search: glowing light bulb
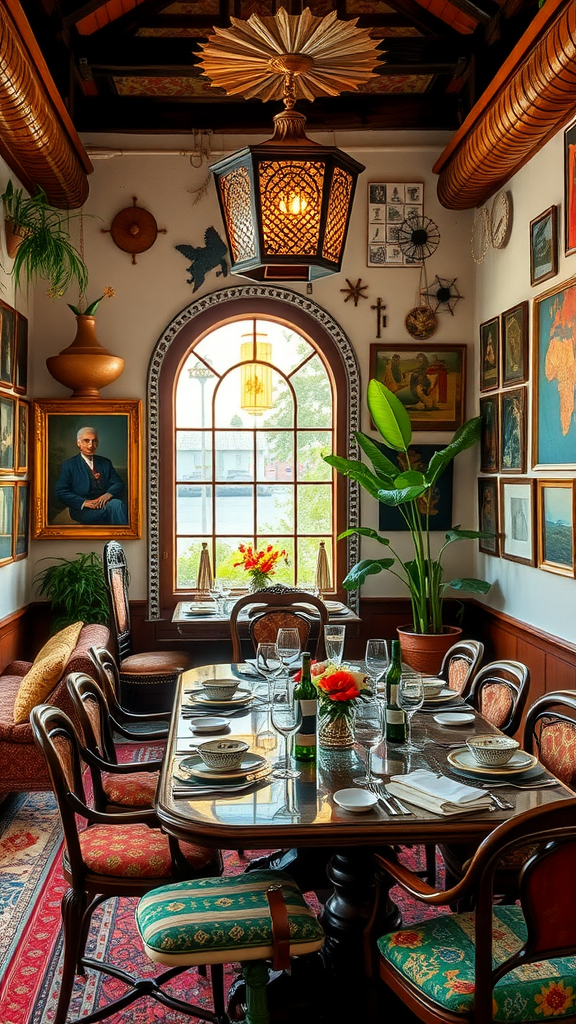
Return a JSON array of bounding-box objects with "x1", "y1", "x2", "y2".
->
[{"x1": 279, "y1": 192, "x2": 308, "y2": 216}]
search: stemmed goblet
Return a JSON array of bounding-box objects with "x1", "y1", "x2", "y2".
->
[
  {"x1": 352, "y1": 691, "x2": 384, "y2": 786},
  {"x1": 365, "y1": 639, "x2": 389, "y2": 692},
  {"x1": 270, "y1": 675, "x2": 302, "y2": 779},
  {"x1": 255, "y1": 642, "x2": 281, "y2": 701},
  {"x1": 398, "y1": 672, "x2": 424, "y2": 752},
  {"x1": 276, "y1": 628, "x2": 301, "y2": 677}
]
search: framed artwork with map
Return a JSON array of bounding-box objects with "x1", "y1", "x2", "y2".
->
[{"x1": 533, "y1": 275, "x2": 576, "y2": 468}]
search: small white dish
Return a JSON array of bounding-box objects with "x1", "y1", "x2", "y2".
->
[
  {"x1": 433, "y1": 712, "x2": 476, "y2": 726},
  {"x1": 190, "y1": 717, "x2": 229, "y2": 734},
  {"x1": 423, "y1": 689, "x2": 460, "y2": 705},
  {"x1": 325, "y1": 600, "x2": 346, "y2": 612},
  {"x1": 333, "y1": 788, "x2": 378, "y2": 813}
]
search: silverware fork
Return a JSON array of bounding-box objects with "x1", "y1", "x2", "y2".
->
[
  {"x1": 368, "y1": 782, "x2": 412, "y2": 816},
  {"x1": 366, "y1": 782, "x2": 401, "y2": 816}
]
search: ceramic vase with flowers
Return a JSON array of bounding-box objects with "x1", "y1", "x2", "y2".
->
[
  {"x1": 313, "y1": 663, "x2": 370, "y2": 749},
  {"x1": 234, "y1": 543, "x2": 287, "y2": 592}
]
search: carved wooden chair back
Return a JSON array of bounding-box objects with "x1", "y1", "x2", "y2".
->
[
  {"x1": 524, "y1": 689, "x2": 576, "y2": 790},
  {"x1": 229, "y1": 589, "x2": 329, "y2": 663},
  {"x1": 439, "y1": 639, "x2": 484, "y2": 697},
  {"x1": 103, "y1": 540, "x2": 132, "y2": 661},
  {"x1": 466, "y1": 659, "x2": 530, "y2": 736}
]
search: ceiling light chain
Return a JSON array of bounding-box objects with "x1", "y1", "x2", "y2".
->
[{"x1": 188, "y1": 130, "x2": 213, "y2": 208}]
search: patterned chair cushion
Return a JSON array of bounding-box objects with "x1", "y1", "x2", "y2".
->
[
  {"x1": 480, "y1": 683, "x2": 513, "y2": 729},
  {"x1": 378, "y1": 905, "x2": 576, "y2": 1022},
  {"x1": 13, "y1": 621, "x2": 84, "y2": 724},
  {"x1": 136, "y1": 869, "x2": 325, "y2": 966},
  {"x1": 102, "y1": 770, "x2": 159, "y2": 807},
  {"x1": 78, "y1": 824, "x2": 216, "y2": 877},
  {"x1": 540, "y1": 720, "x2": 576, "y2": 789},
  {"x1": 448, "y1": 658, "x2": 470, "y2": 694}
]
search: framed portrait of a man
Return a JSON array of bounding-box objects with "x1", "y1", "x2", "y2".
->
[{"x1": 32, "y1": 400, "x2": 142, "y2": 539}]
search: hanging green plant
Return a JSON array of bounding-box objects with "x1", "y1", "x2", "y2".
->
[{"x1": 1, "y1": 180, "x2": 88, "y2": 296}]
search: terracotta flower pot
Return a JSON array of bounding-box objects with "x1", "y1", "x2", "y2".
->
[
  {"x1": 4, "y1": 218, "x2": 26, "y2": 259},
  {"x1": 46, "y1": 314, "x2": 124, "y2": 398},
  {"x1": 396, "y1": 624, "x2": 462, "y2": 675}
]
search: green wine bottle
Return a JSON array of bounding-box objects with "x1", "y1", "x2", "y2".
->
[
  {"x1": 385, "y1": 640, "x2": 406, "y2": 744},
  {"x1": 293, "y1": 652, "x2": 317, "y2": 762}
]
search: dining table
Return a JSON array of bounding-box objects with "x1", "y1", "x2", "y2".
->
[{"x1": 155, "y1": 663, "x2": 573, "y2": 1020}]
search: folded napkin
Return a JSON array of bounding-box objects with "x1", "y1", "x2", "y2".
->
[{"x1": 387, "y1": 769, "x2": 493, "y2": 817}]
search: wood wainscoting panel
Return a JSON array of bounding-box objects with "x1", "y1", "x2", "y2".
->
[{"x1": 0, "y1": 606, "x2": 33, "y2": 670}]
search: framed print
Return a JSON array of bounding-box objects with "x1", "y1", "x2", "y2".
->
[
  {"x1": 14, "y1": 481, "x2": 29, "y2": 560},
  {"x1": 480, "y1": 395, "x2": 499, "y2": 473},
  {"x1": 500, "y1": 387, "x2": 527, "y2": 474},
  {"x1": 532, "y1": 274, "x2": 576, "y2": 468},
  {"x1": 14, "y1": 311, "x2": 28, "y2": 394},
  {"x1": 537, "y1": 479, "x2": 576, "y2": 576},
  {"x1": 16, "y1": 399, "x2": 28, "y2": 475},
  {"x1": 501, "y1": 301, "x2": 528, "y2": 386},
  {"x1": 499, "y1": 478, "x2": 535, "y2": 565},
  {"x1": 367, "y1": 182, "x2": 423, "y2": 267},
  {"x1": 530, "y1": 206, "x2": 558, "y2": 286},
  {"x1": 0, "y1": 301, "x2": 15, "y2": 388},
  {"x1": 479, "y1": 316, "x2": 499, "y2": 391},
  {"x1": 564, "y1": 121, "x2": 576, "y2": 257},
  {"x1": 478, "y1": 478, "x2": 499, "y2": 556},
  {"x1": 378, "y1": 443, "x2": 454, "y2": 532},
  {"x1": 369, "y1": 344, "x2": 465, "y2": 431},
  {"x1": 0, "y1": 482, "x2": 14, "y2": 565},
  {"x1": 0, "y1": 395, "x2": 15, "y2": 474},
  {"x1": 32, "y1": 399, "x2": 142, "y2": 539}
]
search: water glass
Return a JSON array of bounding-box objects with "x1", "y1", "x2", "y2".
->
[
  {"x1": 365, "y1": 639, "x2": 389, "y2": 691},
  {"x1": 324, "y1": 624, "x2": 346, "y2": 666},
  {"x1": 270, "y1": 675, "x2": 302, "y2": 779},
  {"x1": 353, "y1": 692, "x2": 384, "y2": 786},
  {"x1": 255, "y1": 642, "x2": 281, "y2": 700},
  {"x1": 276, "y1": 628, "x2": 301, "y2": 676},
  {"x1": 398, "y1": 671, "x2": 424, "y2": 751}
]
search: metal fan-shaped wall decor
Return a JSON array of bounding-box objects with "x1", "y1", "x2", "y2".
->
[{"x1": 397, "y1": 214, "x2": 440, "y2": 262}]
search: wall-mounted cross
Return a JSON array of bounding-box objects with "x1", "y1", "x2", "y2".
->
[{"x1": 371, "y1": 297, "x2": 387, "y2": 337}]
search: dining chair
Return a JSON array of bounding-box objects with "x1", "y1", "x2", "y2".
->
[
  {"x1": 88, "y1": 644, "x2": 170, "y2": 740},
  {"x1": 136, "y1": 868, "x2": 325, "y2": 1024},
  {"x1": 437, "y1": 639, "x2": 484, "y2": 697},
  {"x1": 229, "y1": 587, "x2": 329, "y2": 664},
  {"x1": 465, "y1": 659, "x2": 530, "y2": 736},
  {"x1": 66, "y1": 670, "x2": 163, "y2": 812},
  {"x1": 374, "y1": 797, "x2": 576, "y2": 1024},
  {"x1": 103, "y1": 540, "x2": 192, "y2": 713},
  {"x1": 524, "y1": 689, "x2": 576, "y2": 789},
  {"x1": 30, "y1": 704, "x2": 222, "y2": 1024}
]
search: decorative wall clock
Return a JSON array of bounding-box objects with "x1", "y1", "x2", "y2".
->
[
  {"x1": 102, "y1": 196, "x2": 166, "y2": 264},
  {"x1": 490, "y1": 190, "x2": 513, "y2": 249}
]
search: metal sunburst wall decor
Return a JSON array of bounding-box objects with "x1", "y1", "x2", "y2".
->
[
  {"x1": 397, "y1": 214, "x2": 441, "y2": 263},
  {"x1": 421, "y1": 275, "x2": 463, "y2": 315}
]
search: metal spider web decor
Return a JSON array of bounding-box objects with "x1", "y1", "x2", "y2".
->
[
  {"x1": 421, "y1": 275, "x2": 463, "y2": 315},
  {"x1": 397, "y1": 213, "x2": 440, "y2": 262}
]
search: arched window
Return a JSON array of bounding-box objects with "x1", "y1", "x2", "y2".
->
[{"x1": 149, "y1": 288, "x2": 359, "y2": 619}]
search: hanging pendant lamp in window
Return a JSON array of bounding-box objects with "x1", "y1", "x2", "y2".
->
[
  {"x1": 198, "y1": 8, "x2": 382, "y2": 282},
  {"x1": 240, "y1": 331, "x2": 273, "y2": 415}
]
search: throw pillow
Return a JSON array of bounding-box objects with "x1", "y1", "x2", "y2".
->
[{"x1": 13, "y1": 621, "x2": 84, "y2": 724}]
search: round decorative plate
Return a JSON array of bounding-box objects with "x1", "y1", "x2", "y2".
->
[
  {"x1": 188, "y1": 688, "x2": 253, "y2": 707},
  {"x1": 404, "y1": 305, "x2": 438, "y2": 340},
  {"x1": 447, "y1": 747, "x2": 537, "y2": 776},
  {"x1": 433, "y1": 712, "x2": 476, "y2": 726},
  {"x1": 471, "y1": 207, "x2": 490, "y2": 264},
  {"x1": 180, "y1": 752, "x2": 267, "y2": 781}
]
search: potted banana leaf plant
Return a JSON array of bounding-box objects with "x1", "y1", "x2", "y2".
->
[{"x1": 324, "y1": 379, "x2": 492, "y2": 672}]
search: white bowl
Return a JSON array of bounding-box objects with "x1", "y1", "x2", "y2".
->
[
  {"x1": 200, "y1": 678, "x2": 240, "y2": 701},
  {"x1": 197, "y1": 739, "x2": 249, "y2": 770},
  {"x1": 333, "y1": 788, "x2": 378, "y2": 813},
  {"x1": 190, "y1": 717, "x2": 229, "y2": 734},
  {"x1": 466, "y1": 734, "x2": 519, "y2": 766},
  {"x1": 423, "y1": 680, "x2": 445, "y2": 698}
]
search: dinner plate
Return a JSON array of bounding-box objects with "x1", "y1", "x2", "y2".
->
[
  {"x1": 183, "y1": 607, "x2": 216, "y2": 617},
  {"x1": 188, "y1": 688, "x2": 254, "y2": 708},
  {"x1": 433, "y1": 712, "x2": 476, "y2": 726},
  {"x1": 179, "y1": 752, "x2": 267, "y2": 781},
  {"x1": 447, "y1": 763, "x2": 546, "y2": 785},
  {"x1": 325, "y1": 601, "x2": 346, "y2": 613},
  {"x1": 190, "y1": 717, "x2": 230, "y2": 734},
  {"x1": 447, "y1": 747, "x2": 538, "y2": 776},
  {"x1": 423, "y1": 688, "x2": 459, "y2": 705}
]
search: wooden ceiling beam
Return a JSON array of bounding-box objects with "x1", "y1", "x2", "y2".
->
[
  {"x1": 380, "y1": 0, "x2": 459, "y2": 37},
  {"x1": 440, "y1": 0, "x2": 497, "y2": 25}
]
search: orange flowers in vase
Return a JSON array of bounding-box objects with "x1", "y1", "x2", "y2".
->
[{"x1": 233, "y1": 543, "x2": 287, "y2": 592}]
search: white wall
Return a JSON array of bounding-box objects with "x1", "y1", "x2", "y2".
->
[
  {"x1": 28, "y1": 130, "x2": 477, "y2": 607},
  {"x1": 0, "y1": 160, "x2": 31, "y2": 620},
  {"x1": 474, "y1": 126, "x2": 576, "y2": 643}
]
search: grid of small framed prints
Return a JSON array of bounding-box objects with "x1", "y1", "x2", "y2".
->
[
  {"x1": 0, "y1": 300, "x2": 29, "y2": 564},
  {"x1": 367, "y1": 182, "x2": 424, "y2": 267}
]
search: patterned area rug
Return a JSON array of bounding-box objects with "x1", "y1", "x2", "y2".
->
[{"x1": 0, "y1": 746, "x2": 445, "y2": 1024}]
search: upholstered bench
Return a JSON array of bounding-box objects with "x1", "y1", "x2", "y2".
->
[{"x1": 0, "y1": 622, "x2": 110, "y2": 795}]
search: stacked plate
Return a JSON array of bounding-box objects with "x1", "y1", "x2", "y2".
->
[
  {"x1": 447, "y1": 747, "x2": 543, "y2": 783},
  {"x1": 182, "y1": 602, "x2": 216, "y2": 617},
  {"x1": 174, "y1": 751, "x2": 270, "y2": 786},
  {"x1": 186, "y1": 686, "x2": 254, "y2": 709},
  {"x1": 420, "y1": 689, "x2": 464, "y2": 712},
  {"x1": 325, "y1": 601, "x2": 349, "y2": 615}
]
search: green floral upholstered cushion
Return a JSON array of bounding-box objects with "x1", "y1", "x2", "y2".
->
[
  {"x1": 378, "y1": 905, "x2": 576, "y2": 1022},
  {"x1": 136, "y1": 869, "x2": 325, "y2": 966}
]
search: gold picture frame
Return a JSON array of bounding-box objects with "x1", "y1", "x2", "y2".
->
[
  {"x1": 33, "y1": 399, "x2": 142, "y2": 539},
  {"x1": 537, "y1": 479, "x2": 576, "y2": 577}
]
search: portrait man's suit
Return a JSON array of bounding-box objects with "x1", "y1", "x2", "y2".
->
[{"x1": 55, "y1": 453, "x2": 128, "y2": 525}]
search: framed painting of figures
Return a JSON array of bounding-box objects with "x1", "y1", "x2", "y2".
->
[
  {"x1": 478, "y1": 478, "x2": 499, "y2": 556},
  {"x1": 533, "y1": 275, "x2": 576, "y2": 468},
  {"x1": 369, "y1": 344, "x2": 465, "y2": 432},
  {"x1": 501, "y1": 301, "x2": 528, "y2": 387},
  {"x1": 480, "y1": 395, "x2": 499, "y2": 474},
  {"x1": 500, "y1": 387, "x2": 527, "y2": 474},
  {"x1": 479, "y1": 316, "x2": 499, "y2": 392},
  {"x1": 499, "y1": 478, "x2": 535, "y2": 566}
]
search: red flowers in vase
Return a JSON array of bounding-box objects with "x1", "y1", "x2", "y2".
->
[{"x1": 233, "y1": 543, "x2": 287, "y2": 591}]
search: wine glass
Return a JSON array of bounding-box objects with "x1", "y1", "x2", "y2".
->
[
  {"x1": 208, "y1": 582, "x2": 225, "y2": 617},
  {"x1": 324, "y1": 624, "x2": 346, "y2": 667},
  {"x1": 353, "y1": 692, "x2": 384, "y2": 786},
  {"x1": 398, "y1": 671, "x2": 424, "y2": 752},
  {"x1": 270, "y1": 675, "x2": 302, "y2": 779},
  {"x1": 365, "y1": 639, "x2": 389, "y2": 691},
  {"x1": 255, "y1": 642, "x2": 281, "y2": 701},
  {"x1": 276, "y1": 628, "x2": 301, "y2": 677}
]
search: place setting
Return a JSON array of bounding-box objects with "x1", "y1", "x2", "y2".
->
[
  {"x1": 173, "y1": 739, "x2": 273, "y2": 797},
  {"x1": 182, "y1": 677, "x2": 258, "y2": 717},
  {"x1": 444, "y1": 735, "x2": 549, "y2": 785},
  {"x1": 418, "y1": 679, "x2": 468, "y2": 713}
]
